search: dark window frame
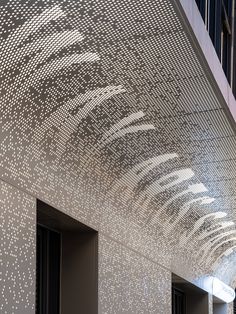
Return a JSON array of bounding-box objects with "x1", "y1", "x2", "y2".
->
[
  {"x1": 195, "y1": 0, "x2": 235, "y2": 89},
  {"x1": 208, "y1": 0, "x2": 222, "y2": 57},
  {"x1": 196, "y1": 0, "x2": 207, "y2": 22},
  {"x1": 221, "y1": 0, "x2": 233, "y2": 80},
  {"x1": 172, "y1": 287, "x2": 186, "y2": 314},
  {"x1": 36, "y1": 224, "x2": 61, "y2": 314}
]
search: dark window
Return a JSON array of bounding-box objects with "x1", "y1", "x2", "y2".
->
[
  {"x1": 36, "y1": 225, "x2": 61, "y2": 314},
  {"x1": 208, "y1": 0, "x2": 222, "y2": 57},
  {"x1": 233, "y1": 5, "x2": 236, "y2": 97},
  {"x1": 172, "y1": 287, "x2": 186, "y2": 314},
  {"x1": 195, "y1": 0, "x2": 235, "y2": 88},
  {"x1": 195, "y1": 0, "x2": 206, "y2": 22},
  {"x1": 221, "y1": 0, "x2": 232, "y2": 80}
]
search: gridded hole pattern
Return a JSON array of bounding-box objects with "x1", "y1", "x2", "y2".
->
[
  {"x1": 0, "y1": 0, "x2": 235, "y2": 290},
  {"x1": 0, "y1": 181, "x2": 36, "y2": 314}
]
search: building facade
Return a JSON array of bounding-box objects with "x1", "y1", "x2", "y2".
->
[{"x1": 0, "y1": 0, "x2": 236, "y2": 313}]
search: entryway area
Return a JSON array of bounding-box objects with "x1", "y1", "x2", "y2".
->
[
  {"x1": 36, "y1": 200, "x2": 98, "y2": 314},
  {"x1": 172, "y1": 273, "x2": 209, "y2": 314}
]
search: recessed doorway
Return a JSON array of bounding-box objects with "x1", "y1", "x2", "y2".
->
[{"x1": 36, "y1": 200, "x2": 98, "y2": 314}]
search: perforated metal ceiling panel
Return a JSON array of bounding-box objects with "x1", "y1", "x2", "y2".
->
[{"x1": 0, "y1": 0, "x2": 236, "y2": 285}]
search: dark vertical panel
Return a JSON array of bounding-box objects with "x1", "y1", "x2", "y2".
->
[
  {"x1": 209, "y1": 0, "x2": 222, "y2": 57},
  {"x1": 215, "y1": 0, "x2": 222, "y2": 57},
  {"x1": 208, "y1": 0, "x2": 216, "y2": 44},
  {"x1": 36, "y1": 225, "x2": 61, "y2": 314},
  {"x1": 222, "y1": 0, "x2": 233, "y2": 80},
  {"x1": 48, "y1": 231, "x2": 61, "y2": 314},
  {"x1": 232, "y1": 1, "x2": 236, "y2": 97},
  {"x1": 172, "y1": 287, "x2": 186, "y2": 314},
  {"x1": 36, "y1": 226, "x2": 48, "y2": 314},
  {"x1": 195, "y1": 0, "x2": 206, "y2": 21},
  {"x1": 222, "y1": 29, "x2": 230, "y2": 78}
]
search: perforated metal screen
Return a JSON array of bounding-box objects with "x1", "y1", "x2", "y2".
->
[{"x1": 0, "y1": 0, "x2": 236, "y2": 291}]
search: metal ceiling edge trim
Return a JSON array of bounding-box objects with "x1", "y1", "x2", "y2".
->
[{"x1": 173, "y1": 0, "x2": 236, "y2": 132}]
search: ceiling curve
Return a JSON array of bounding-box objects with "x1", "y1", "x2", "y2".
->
[{"x1": 1, "y1": 0, "x2": 236, "y2": 284}]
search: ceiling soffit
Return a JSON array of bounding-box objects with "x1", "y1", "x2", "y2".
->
[{"x1": 0, "y1": 0, "x2": 236, "y2": 283}]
